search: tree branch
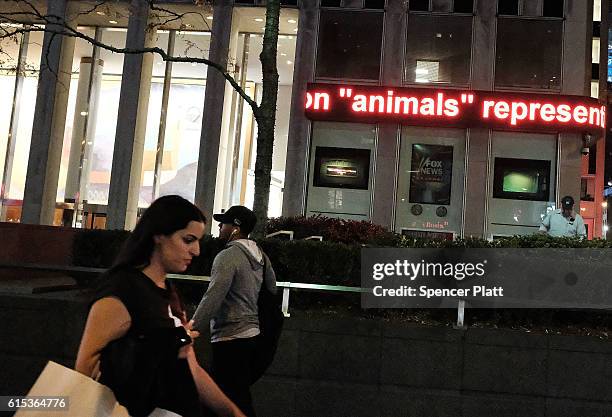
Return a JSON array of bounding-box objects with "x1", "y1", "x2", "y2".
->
[{"x1": 0, "y1": 0, "x2": 258, "y2": 111}]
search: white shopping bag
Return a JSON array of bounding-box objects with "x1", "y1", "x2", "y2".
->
[{"x1": 14, "y1": 361, "x2": 181, "y2": 417}]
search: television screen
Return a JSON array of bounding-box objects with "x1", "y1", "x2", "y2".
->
[
  {"x1": 502, "y1": 171, "x2": 539, "y2": 194},
  {"x1": 313, "y1": 147, "x2": 371, "y2": 190},
  {"x1": 493, "y1": 158, "x2": 551, "y2": 201},
  {"x1": 409, "y1": 144, "x2": 454, "y2": 205}
]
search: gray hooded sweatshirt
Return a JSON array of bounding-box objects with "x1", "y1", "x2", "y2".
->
[{"x1": 191, "y1": 240, "x2": 277, "y2": 342}]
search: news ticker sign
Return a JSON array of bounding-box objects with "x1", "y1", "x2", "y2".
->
[
  {"x1": 361, "y1": 248, "x2": 612, "y2": 309},
  {"x1": 305, "y1": 83, "x2": 606, "y2": 135}
]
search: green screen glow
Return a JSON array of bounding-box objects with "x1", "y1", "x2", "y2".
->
[{"x1": 503, "y1": 171, "x2": 537, "y2": 193}]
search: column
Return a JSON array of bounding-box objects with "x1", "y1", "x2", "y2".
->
[
  {"x1": 194, "y1": 0, "x2": 233, "y2": 230},
  {"x1": 370, "y1": 0, "x2": 404, "y2": 229},
  {"x1": 21, "y1": 0, "x2": 76, "y2": 225},
  {"x1": 557, "y1": 0, "x2": 593, "y2": 205},
  {"x1": 462, "y1": 0, "x2": 496, "y2": 238},
  {"x1": 0, "y1": 33, "x2": 29, "y2": 221},
  {"x1": 65, "y1": 57, "x2": 104, "y2": 204},
  {"x1": 281, "y1": 0, "x2": 318, "y2": 217},
  {"x1": 106, "y1": 0, "x2": 155, "y2": 230}
]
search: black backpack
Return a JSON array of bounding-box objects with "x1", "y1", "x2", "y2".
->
[{"x1": 251, "y1": 253, "x2": 284, "y2": 384}]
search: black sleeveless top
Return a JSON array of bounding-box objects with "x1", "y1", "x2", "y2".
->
[{"x1": 94, "y1": 268, "x2": 201, "y2": 417}]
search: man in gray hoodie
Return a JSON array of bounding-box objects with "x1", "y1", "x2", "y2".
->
[{"x1": 192, "y1": 205, "x2": 276, "y2": 417}]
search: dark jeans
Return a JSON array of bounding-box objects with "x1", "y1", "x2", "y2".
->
[{"x1": 211, "y1": 337, "x2": 258, "y2": 417}]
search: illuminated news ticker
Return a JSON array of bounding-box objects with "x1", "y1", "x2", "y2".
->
[{"x1": 304, "y1": 83, "x2": 606, "y2": 134}]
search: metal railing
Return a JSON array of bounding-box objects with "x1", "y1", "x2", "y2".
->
[
  {"x1": 0, "y1": 262, "x2": 366, "y2": 319},
  {"x1": 0, "y1": 262, "x2": 468, "y2": 326},
  {"x1": 169, "y1": 273, "x2": 366, "y2": 318}
]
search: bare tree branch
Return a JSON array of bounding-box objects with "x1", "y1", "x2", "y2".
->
[
  {"x1": 0, "y1": 0, "x2": 257, "y2": 110},
  {"x1": 146, "y1": 0, "x2": 211, "y2": 31}
]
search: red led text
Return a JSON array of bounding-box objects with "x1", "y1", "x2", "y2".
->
[{"x1": 305, "y1": 84, "x2": 606, "y2": 135}]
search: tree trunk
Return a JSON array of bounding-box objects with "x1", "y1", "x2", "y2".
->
[{"x1": 251, "y1": 0, "x2": 280, "y2": 238}]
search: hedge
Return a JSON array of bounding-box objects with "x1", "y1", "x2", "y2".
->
[
  {"x1": 71, "y1": 229, "x2": 612, "y2": 333},
  {"x1": 72, "y1": 229, "x2": 612, "y2": 288}
]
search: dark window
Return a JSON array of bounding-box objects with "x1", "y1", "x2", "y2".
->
[
  {"x1": 321, "y1": 0, "x2": 341, "y2": 7},
  {"x1": 589, "y1": 145, "x2": 597, "y2": 175},
  {"x1": 405, "y1": 15, "x2": 473, "y2": 84},
  {"x1": 498, "y1": 0, "x2": 519, "y2": 15},
  {"x1": 316, "y1": 10, "x2": 384, "y2": 79},
  {"x1": 281, "y1": 0, "x2": 298, "y2": 5},
  {"x1": 432, "y1": 0, "x2": 450, "y2": 12},
  {"x1": 593, "y1": 21, "x2": 601, "y2": 38},
  {"x1": 409, "y1": 0, "x2": 429, "y2": 11},
  {"x1": 235, "y1": 0, "x2": 255, "y2": 4},
  {"x1": 593, "y1": 63, "x2": 600, "y2": 80},
  {"x1": 495, "y1": 18, "x2": 562, "y2": 89},
  {"x1": 364, "y1": 0, "x2": 385, "y2": 9},
  {"x1": 454, "y1": 0, "x2": 473, "y2": 13},
  {"x1": 543, "y1": 0, "x2": 564, "y2": 17}
]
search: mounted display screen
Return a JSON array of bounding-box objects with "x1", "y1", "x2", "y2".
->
[
  {"x1": 313, "y1": 147, "x2": 370, "y2": 190},
  {"x1": 305, "y1": 83, "x2": 606, "y2": 136},
  {"x1": 493, "y1": 158, "x2": 551, "y2": 201},
  {"x1": 409, "y1": 144, "x2": 454, "y2": 205}
]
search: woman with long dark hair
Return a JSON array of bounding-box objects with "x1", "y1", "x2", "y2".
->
[{"x1": 76, "y1": 195, "x2": 245, "y2": 417}]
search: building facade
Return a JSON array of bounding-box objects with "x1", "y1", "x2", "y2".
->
[{"x1": 0, "y1": 0, "x2": 608, "y2": 239}]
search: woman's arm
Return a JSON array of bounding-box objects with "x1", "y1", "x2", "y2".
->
[
  {"x1": 75, "y1": 297, "x2": 131, "y2": 378},
  {"x1": 184, "y1": 347, "x2": 246, "y2": 417}
]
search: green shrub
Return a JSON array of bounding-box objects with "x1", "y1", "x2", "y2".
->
[
  {"x1": 72, "y1": 229, "x2": 612, "y2": 333},
  {"x1": 266, "y1": 215, "x2": 400, "y2": 245}
]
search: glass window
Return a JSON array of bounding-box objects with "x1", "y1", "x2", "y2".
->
[
  {"x1": 405, "y1": 15, "x2": 472, "y2": 85},
  {"x1": 408, "y1": 0, "x2": 429, "y2": 11},
  {"x1": 239, "y1": 33, "x2": 298, "y2": 217},
  {"x1": 320, "y1": 0, "x2": 341, "y2": 6},
  {"x1": 594, "y1": 0, "x2": 601, "y2": 21},
  {"x1": 498, "y1": 0, "x2": 518, "y2": 15},
  {"x1": 364, "y1": 0, "x2": 385, "y2": 9},
  {"x1": 58, "y1": 29, "x2": 96, "y2": 203},
  {"x1": 543, "y1": 0, "x2": 564, "y2": 18},
  {"x1": 495, "y1": 18, "x2": 562, "y2": 89},
  {"x1": 454, "y1": 0, "x2": 473, "y2": 13},
  {"x1": 7, "y1": 31, "x2": 43, "y2": 202},
  {"x1": 139, "y1": 30, "x2": 170, "y2": 206},
  {"x1": 87, "y1": 28, "x2": 126, "y2": 205},
  {"x1": 316, "y1": 10, "x2": 384, "y2": 80},
  {"x1": 591, "y1": 80, "x2": 598, "y2": 99},
  {"x1": 432, "y1": 0, "x2": 451, "y2": 12},
  {"x1": 157, "y1": 31, "x2": 210, "y2": 204},
  {"x1": 0, "y1": 28, "x2": 19, "y2": 191},
  {"x1": 592, "y1": 38, "x2": 600, "y2": 64}
]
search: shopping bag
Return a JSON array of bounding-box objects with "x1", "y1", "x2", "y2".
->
[{"x1": 14, "y1": 361, "x2": 181, "y2": 417}]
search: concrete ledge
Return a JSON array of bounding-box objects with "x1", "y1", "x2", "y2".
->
[
  {"x1": 463, "y1": 344, "x2": 548, "y2": 396},
  {"x1": 1, "y1": 294, "x2": 611, "y2": 416},
  {"x1": 380, "y1": 338, "x2": 462, "y2": 389},
  {"x1": 547, "y1": 350, "x2": 612, "y2": 401}
]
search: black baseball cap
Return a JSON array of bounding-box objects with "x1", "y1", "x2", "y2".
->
[
  {"x1": 561, "y1": 196, "x2": 574, "y2": 209},
  {"x1": 213, "y1": 205, "x2": 257, "y2": 235}
]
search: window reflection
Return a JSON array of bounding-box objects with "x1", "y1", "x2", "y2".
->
[
  {"x1": 495, "y1": 18, "x2": 562, "y2": 89},
  {"x1": 405, "y1": 15, "x2": 472, "y2": 85},
  {"x1": 316, "y1": 10, "x2": 384, "y2": 80}
]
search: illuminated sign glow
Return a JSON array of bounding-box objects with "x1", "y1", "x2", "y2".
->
[{"x1": 305, "y1": 83, "x2": 606, "y2": 135}]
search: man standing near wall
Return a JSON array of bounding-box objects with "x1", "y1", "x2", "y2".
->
[{"x1": 539, "y1": 195, "x2": 587, "y2": 238}]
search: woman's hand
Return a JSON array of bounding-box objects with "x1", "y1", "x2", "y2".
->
[
  {"x1": 185, "y1": 348, "x2": 246, "y2": 417},
  {"x1": 184, "y1": 319, "x2": 200, "y2": 340}
]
